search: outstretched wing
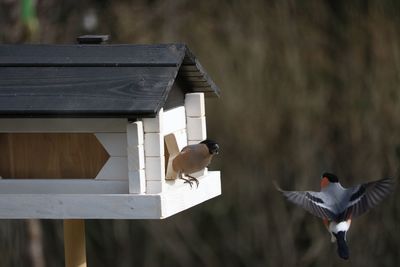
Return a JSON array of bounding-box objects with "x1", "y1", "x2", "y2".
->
[
  {"x1": 343, "y1": 177, "x2": 394, "y2": 218},
  {"x1": 275, "y1": 182, "x2": 336, "y2": 220}
]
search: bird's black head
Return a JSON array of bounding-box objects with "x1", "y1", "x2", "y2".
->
[
  {"x1": 322, "y1": 172, "x2": 339, "y2": 183},
  {"x1": 200, "y1": 139, "x2": 219, "y2": 155}
]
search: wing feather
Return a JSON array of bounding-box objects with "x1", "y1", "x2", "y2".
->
[
  {"x1": 344, "y1": 177, "x2": 394, "y2": 218},
  {"x1": 275, "y1": 184, "x2": 336, "y2": 220}
]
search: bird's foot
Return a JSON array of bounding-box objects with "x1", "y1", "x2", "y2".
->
[
  {"x1": 179, "y1": 176, "x2": 194, "y2": 188},
  {"x1": 186, "y1": 175, "x2": 199, "y2": 188}
]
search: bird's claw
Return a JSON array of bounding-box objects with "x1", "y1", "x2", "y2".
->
[
  {"x1": 187, "y1": 175, "x2": 199, "y2": 188},
  {"x1": 179, "y1": 175, "x2": 199, "y2": 188}
]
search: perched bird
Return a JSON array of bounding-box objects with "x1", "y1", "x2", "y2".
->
[
  {"x1": 276, "y1": 173, "x2": 394, "y2": 260},
  {"x1": 172, "y1": 139, "x2": 219, "y2": 187}
]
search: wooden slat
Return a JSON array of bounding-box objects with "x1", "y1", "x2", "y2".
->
[
  {"x1": 0, "y1": 133, "x2": 109, "y2": 179},
  {"x1": 181, "y1": 65, "x2": 199, "y2": 72},
  {"x1": 161, "y1": 171, "x2": 221, "y2": 218},
  {"x1": 0, "y1": 180, "x2": 129, "y2": 194},
  {"x1": 0, "y1": 44, "x2": 186, "y2": 66},
  {"x1": 0, "y1": 44, "x2": 220, "y2": 120},
  {"x1": 0, "y1": 66, "x2": 176, "y2": 117},
  {"x1": 0, "y1": 171, "x2": 221, "y2": 219},
  {"x1": 0, "y1": 118, "x2": 127, "y2": 132},
  {"x1": 186, "y1": 81, "x2": 210, "y2": 87},
  {"x1": 184, "y1": 76, "x2": 207, "y2": 82},
  {"x1": 0, "y1": 194, "x2": 162, "y2": 219}
]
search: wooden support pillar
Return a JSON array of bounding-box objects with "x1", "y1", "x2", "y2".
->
[{"x1": 64, "y1": 219, "x2": 87, "y2": 267}]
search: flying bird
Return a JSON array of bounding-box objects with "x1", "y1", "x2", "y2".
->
[
  {"x1": 172, "y1": 139, "x2": 219, "y2": 187},
  {"x1": 275, "y1": 173, "x2": 394, "y2": 260}
]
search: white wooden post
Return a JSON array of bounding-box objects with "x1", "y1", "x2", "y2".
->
[
  {"x1": 143, "y1": 109, "x2": 166, "y2": 194},
  {"x1": 185, "y1": 93, "x2": 208, "y2": 177},
  {"x1": 127, "y1": 121, "x2": 146, "y2": 193}
]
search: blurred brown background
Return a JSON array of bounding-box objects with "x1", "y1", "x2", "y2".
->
[{"x1": 1, "y1": 0, "x2": 400, "y2": 266}]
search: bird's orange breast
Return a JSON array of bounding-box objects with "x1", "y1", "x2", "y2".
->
[{"x1": 320, "y1": 177, "x2": 329, "y2": 188}]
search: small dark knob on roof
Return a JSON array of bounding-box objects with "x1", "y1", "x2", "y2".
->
[{"x1": 77, "y1": 35, "x2": 110, "y2": 44}]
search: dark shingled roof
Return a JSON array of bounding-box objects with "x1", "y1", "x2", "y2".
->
[{"x1": 0, "y1": 43, "x2": 219, "y2": 118}]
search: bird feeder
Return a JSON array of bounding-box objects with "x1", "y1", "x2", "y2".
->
[{"x1": 0, "y1": 41, "x2": 221, "y2": 220}]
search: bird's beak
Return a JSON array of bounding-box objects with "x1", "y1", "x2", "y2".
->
[{"x1": 213, "y1": 144, "x2": 220, "y2": 154}]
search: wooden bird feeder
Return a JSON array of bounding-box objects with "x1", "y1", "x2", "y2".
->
[{"x1": 0, "y1": 40, "x2": 221, "y2": 220}]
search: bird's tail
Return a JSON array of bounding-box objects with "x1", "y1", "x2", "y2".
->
[{"x1": 334, "y1": 231, "x2": 349, "y2": 260}]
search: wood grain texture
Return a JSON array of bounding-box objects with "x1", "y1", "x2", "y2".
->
[
  {"x1": 0, "y1": 44, "x2": 219, "y2": 118},
  {"x1": 64, "y1": 219, "x2": 87, "y2": 267},
  {"x1": 0, "y1": 67, "x2": 176, "y2": 117},
  {"x1": 0, "y1": 118, "x2": 127, "y2": 133},
  {"x1": 0, "y1": 133, "x2": 109, "y2": 179},
  {"x1": 0, "y1": 44, "x2": 186, "y2": 66}
]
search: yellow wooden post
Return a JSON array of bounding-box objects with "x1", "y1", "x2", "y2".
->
[{"x1": 64, "y1": 219, "x2": 87, "y2": 267}]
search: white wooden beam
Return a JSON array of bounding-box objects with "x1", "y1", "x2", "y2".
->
[
  {"x1": 127, "y1": 121, "x2": 146, "y2": 194},
  {"x1": 0, "y1": 194, "x2": 161, "y2": 219},
  {"x1": 0, "y1": 180, "x2": 129, "y2": 194},
  {"x1": 161, "y1": 171, "x2": 221, "y2": 218},
  {"x1": 187, "y1": 116, "x2": 207, "y2": 141},
  {"x1": 127, "y1": 121, "x2": 144, "y2": 147},
  {"x1": 146, "y1": 180, "x2": 167, "y2": 194},
  {"x1": 0, "y1": 171, "x2": 221, "y2": 219},
  {"x1": 0, "y1": 119, "x2": 127, "y2": 133},
  {"x1": 127, "y1": 145, "x2": 145, "y2": 171},
  {"x1": 143, "y1": 108, "x2": 163, "y2": 133},
  {"x1": 185, "y1": 93, "x2": 205, "y2": 117},
  {"x1": 162, "y1": 106, "x2": 186, "y2": 135},
  {"x1": 144, "y1": 133, "x2": 164, "y2": 157},
  {"x1": 128, "y1": 170, "x2": 146, "y2": 194},
  {"x1": 145, "y1": 157, "x2": 165, "y2": 181}
]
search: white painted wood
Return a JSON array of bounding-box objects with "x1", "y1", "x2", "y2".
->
[
  {"x1": 129, "y1": 170, "x2": 146, "y2": 194},
  {"x1": 144, "y1": 133, "x2": 164, "y2": 157},
  {"x1": 188, "y1": 140, "x2": 202, "y2": 146},
  {"x1": 127, "y1": 121, "x2": 144, "y2": 147},
  {"x1": 0, "y1": 194, "x2": 162, "y2": 219},
  {"x1": 174, "y1": 128, "x2": 188, "y2": 151},
  {"x1": 187, "y1": 116, "x2": 207, "y2": 141},
  {"x1": 95, "y1": 133, "x2": 127, "y2": 156},
  {"x1": 190, "y1": 168, "x2": 208, "y2": 178},
  {"x1": 146, "y1": 180, "x2": 167, "y2": 194},
  {"x1": 160, "y1": 171, "x2": 221, "y2": 218},
  {"x1": 0, "y1": 171, "x2": 221, "y2": 219},
  {"x1": 0, "y1": 119, "x2": 127, "y2": 133},
  {"x1": 145, "y1": 157, "x2": 165, "y2": 181},
  {"x1": 185, "y1": 93, "x2": 205, "y2": 117},
  {"x1": 162, "y1": 106, "x2": 186, "y2": 135},
  {"x1": 143, "y1": 108, "x2": 163, "y2": 133},
  {"x1": 127, "y1": 144, "x2": 145, "y2": 171},
  {"x1": 0, "y1": 180, "x2": 129, "y2": 194},
  {"x1": 95, "y1": 157, "x2": 128, "y2": 180}
]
